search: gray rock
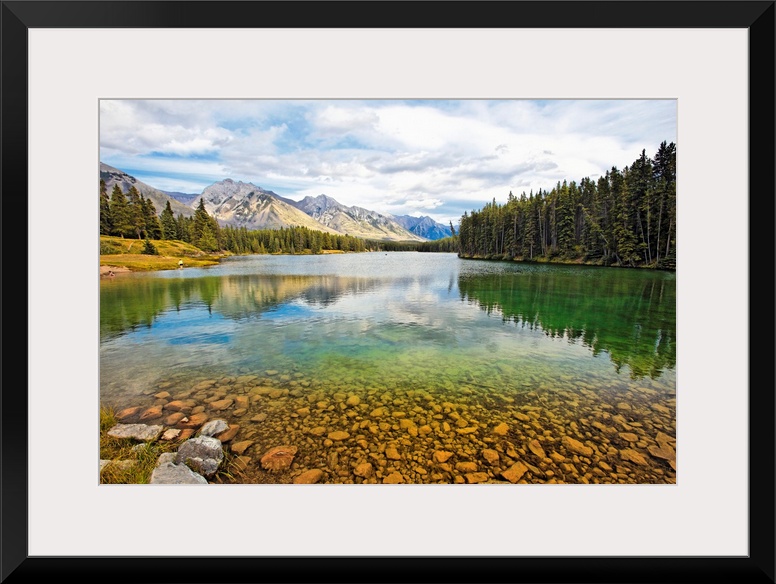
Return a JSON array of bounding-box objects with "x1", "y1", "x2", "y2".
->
[
  {"x1": 107, "y1": 423, "x2": 164, "y2": 442},
  {"x1": 189, "y1": 458, "x2": 221, "y2": 477},
  {"x1": 198, "y1": 419, "x2": 230, "y2": 437},
  {"x1": 150, "y1": 453, "x2": 208, "y2": 484},
  {"x1": 156, "y1": 452, "x2": 176, "y2": 466},
  {"x1": 175, "y1": 436, "x2": 224, "y2": 478}
]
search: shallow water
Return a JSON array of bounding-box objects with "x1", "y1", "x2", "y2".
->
[{"x1": 100, "y1": 252, "x2": 676, "y2": 484}]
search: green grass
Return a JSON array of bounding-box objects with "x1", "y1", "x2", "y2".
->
[
  {"x1": 99, "y1": 405, "x2": 178, "y2": 484},
  {"x1": 100, "y1": 235, "x2": 228, "y2": 272},
  {"x1": 99, "y1": 405, "x2": 242, "y2": 484}
]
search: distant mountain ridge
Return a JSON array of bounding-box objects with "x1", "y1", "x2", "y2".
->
[
  {"x1": 291, "y1": 194, "x2": 426, "y2": 242},
  {"x1": 391, "y1": 214, "x2": 452, "y2": 240},
  {"x1": 197, "y1": 179, "x2": 340, "y2": 234},
  {"x1": 162, "y1": 190, "x2": 200, "y2": 205},
  {"x1": 100, "y1": 163, "x2": 431, "y2": 242},
  {"x1": 100, "y1": 163, "x2": 194, "y2": 218}
]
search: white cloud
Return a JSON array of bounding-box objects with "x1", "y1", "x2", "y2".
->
[
  {"x1": 99, "y1": 99, "x2": 677, "y2": 223},
  {"x1": 400, "y1": 198, "x2": 445, "y2": 210}
]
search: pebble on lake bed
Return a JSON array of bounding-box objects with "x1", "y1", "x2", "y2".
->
[{"x1": 260, "y1": 446, "x2": 298, "y2": 471}]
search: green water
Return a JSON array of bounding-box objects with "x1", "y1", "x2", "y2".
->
[{"x1": 100, "y1": 252, "x2": 676, "y2": 484}]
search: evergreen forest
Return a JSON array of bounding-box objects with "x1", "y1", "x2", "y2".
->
[
  {"x1": 100, "y1": 141, "x2": 675, "y2": 270},
  {"x1": 100, "y1": 186, "x2": 368, "y2": 255},
  {"x1": 456, "y1": 141, "x2": 676, "y2": 269}
]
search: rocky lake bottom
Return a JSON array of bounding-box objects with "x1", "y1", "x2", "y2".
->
[{"x1": 102, "y1": 366, "x2": 677, "y2": 485}]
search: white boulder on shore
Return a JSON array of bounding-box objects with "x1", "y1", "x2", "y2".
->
[
  {"x1": 150, "y1": 453, "x2": 208, "y2": 484},
  {"x1": 107, "y1": 423, "x2": 164, "y2": 442},
  {"x1": 104, "y1": 422, "x2": 224, "y2": 484}
]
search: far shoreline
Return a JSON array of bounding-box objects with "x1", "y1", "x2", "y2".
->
[{"x1": 99, "y1": 246, "x2": 362, "y2": 276}]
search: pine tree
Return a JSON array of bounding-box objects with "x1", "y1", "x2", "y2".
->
[
  {"x1": 175, "y1": 213, "x2": 190, "y2": 242},
  {"x1": 161, "y1": 201, "x2": 177, "y2": 240},
  {"x1": 143, "y1": 198, "x2": 162, "y2": 240},
  {"x1": 653, "y1": 141, "x2": 677, "y2": 266},
  {"x1": 99, "y1": 179, "x2": 112, "y2": 235},
  {"x1": 109, "y1": 185, "x2": 133, "y2": 238},
  {"x1": 192, "y1": 198, "x2": 221, "y2": 249},
  {"x1": 141, "y1": 237, "x2": 159, "y2": 255},
  {"x1": 125, "y1": 186, "x2": 146, "y2": 239},
  {"x1": 197, "y1": 224, "x2": 219, "y2": 252}
]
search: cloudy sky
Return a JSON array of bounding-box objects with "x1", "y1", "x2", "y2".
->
[{"x1": 99, "y1": 99, "x2": 676, "y2": 225}]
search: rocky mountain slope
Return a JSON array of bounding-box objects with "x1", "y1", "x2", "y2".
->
[
  {"x1": 197, "y1": 180, "x2": 340, "y2": 234},
  {"x1": 101, "y1": 163, "x2": 431, "y2": 242},
  {"x1": 391, "y1": 215, "x2": 452, "y2": 240},
  {"x1": 292, "y1": 194, "x2": 426, "y2": 242},
  {"x1": 100, "y1": 163, "x2": 194, "y2": 218}
]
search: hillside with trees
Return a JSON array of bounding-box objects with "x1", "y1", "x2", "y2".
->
[
  {"x1": 456, "y1": 142, "x2": 676, "y2": 270},
  {"x1": 100, "y1": 185, "x2": 369, "y2": 256},
  {"x1": 100, "y1": 142, "x2": 676, "y2": 269}
]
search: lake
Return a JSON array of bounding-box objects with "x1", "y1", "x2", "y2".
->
[{"x1": 100, "y1": 252, "x2": 676, "y2": 484}]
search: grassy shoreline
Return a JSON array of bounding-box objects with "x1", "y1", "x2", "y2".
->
[
  {"x1": 457, "y1": 253, "x2": 676, "y2": 271},
  {"x1": 100, "y1": 235, "x2": 227, "y2": 272},
  {"x1": 100, "y1": 235, "x2": 355, "y2": 274}
]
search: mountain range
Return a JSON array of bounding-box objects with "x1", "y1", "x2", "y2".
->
[
  {"x1": 100, "y1": 163, "x2": 194, "y2": 219},
  {"x1": 391, "y1": 214, "x2": 453, "y2": 240},
  {"x1": 196, "y1": 179, "x2": 342, "y2": 234},
  {"x1": 100, "y1": 162, "x2": 452, "y2": 241},
  {"x1": 291, "y1": 194, "x2": 424, "y2": 242}
]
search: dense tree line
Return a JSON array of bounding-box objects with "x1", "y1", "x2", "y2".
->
[
  {"x1": 415, "y1": 236, "x2": 459, "y2": 253},
  {"x1": 100, "y1": 181, "x2": 163, "y2": 241},
  {"x1": 457, "y1": 142, "x2": 676, "y2": 269},
  {"x1": 100, "y1": 184, "x2": 370, "y2": 255},
  {"x1": 219, "y1": 224, "x2": 368, "y2": 254},
  {"x1": 364, "y1": 236, "x2": 459, "y2": 252},
  {"x1": 100, "y1": 183, "x2": 224, "y2": 252},
  {"x1": 102, "y1": 140, "x2": 675, "y2": 267}
]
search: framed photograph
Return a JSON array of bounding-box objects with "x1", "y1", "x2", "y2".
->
[{"x1": 5, "y1": 1, "x2": 773, "y2": 582}]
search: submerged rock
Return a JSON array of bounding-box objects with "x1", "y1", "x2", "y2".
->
[
  {"x1": 215, "y1": 424, "x2": 240, "y2": 442},
  {"x1": 382, "y1": 472, "x2": 404, "y2": 484},
  {"x1": 260, "y1": 445, "x2": 298, "y2": 471},
  {"x1": 177, "y1": 412, "x2": 209, "y2": 430},
  {"x1": 465, "y1": 472, "x2": 489, "y2": 484},
  {"x1": 209, "y1": 398, "x2": 233, "y2": 411},
  {"x1": 493, "y1": 423, "x2": 509, "y2": 436},
  {"x1": 647, "y1": 442, "x2": 676, "y2": 463},
  {"x1": 482, "y1": 449, "x2": 500, "y2": 466},
  {"x1": 293, "y1": 469, "x2": 324, "y2": 484},
  {"x1": 562, "y1": 436, "x2": 593, "y2": 457},
  {"x1": 139, "y1": 405, "x2": 163, "y2": 421},
  {"x1": 528, "y1": 439, "x2": 545, "y2": 459},
  {"x1": 231, "y1": 440, "x2": 254, "y2": 455},
  {"x1": 433, "y1": 451, "x2": 454, "y2": 464},
  {"x1": 620, "y1": 448, "x2": 648, "y2": 466},
  {"x1": 501, "y1": 461, "x2": 529, "y2": 483},
  {"x1": 354, "y1": 462, "x2": 374, "y2": 478},
  {"x1": 456, "y1": 461, "x2": 478, "y2": 473},
  {"x1": 164, "y1": 412, "x2": 187, "y2": 426},
  {"x1": 115, "y1": 406, "x2": 143, "y2": 422}
]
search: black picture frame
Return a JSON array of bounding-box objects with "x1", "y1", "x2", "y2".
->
[{"x1": 2, "y1": 1, "x2": 773, "y2": 583}]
